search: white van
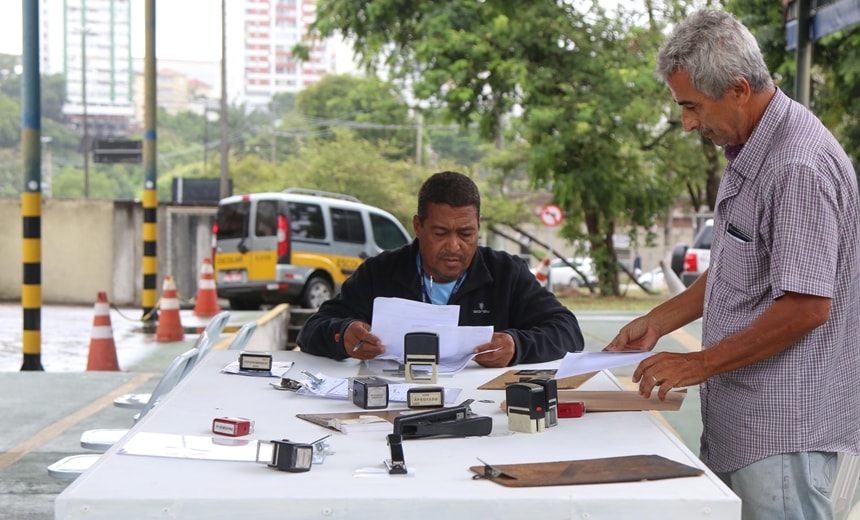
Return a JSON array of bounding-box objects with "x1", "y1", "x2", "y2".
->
[{"x1": 213, "y1": 188, "x2": 411, "y2": 309}]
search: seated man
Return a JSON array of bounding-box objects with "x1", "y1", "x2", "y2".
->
[{"x1": 297, "y1": 171, "x2": 584, "y2": 367}]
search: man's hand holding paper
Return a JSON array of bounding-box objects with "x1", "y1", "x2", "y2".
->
[{"x1": 369, "y1": 297, "x2": 493, "y2": 372}]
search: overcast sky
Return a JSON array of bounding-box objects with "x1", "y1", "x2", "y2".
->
[{"x1": 0, "y1": 0, "x2": 239, "y2": 62}]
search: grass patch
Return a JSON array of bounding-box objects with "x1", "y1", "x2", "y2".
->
[{"x1": 555, "y1": 287, "x2": 670, "y2": 312}]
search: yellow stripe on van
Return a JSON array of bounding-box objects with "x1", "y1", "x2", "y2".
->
[
  {"x1": 292, "y1": 252, "x2": 363, "y2": 284},
  {"x1": 215, "y1": 250, "x2": 365, "y2": 285}
]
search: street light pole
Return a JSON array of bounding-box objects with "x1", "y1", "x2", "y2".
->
[
  {"x1": 219, "y1": 0, "x2": 229, "y2": 198},
  {"x1": 81, "y1": 28, "x2": 90, "y2": 199}
]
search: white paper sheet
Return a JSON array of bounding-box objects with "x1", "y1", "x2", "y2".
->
[
  {"x1": 118, "y1": 432, "x2": 257, "y2": 462},
  {"x1": 220, "y1": 361, "x2": 293, "y2": 378},
  {"x1": 555, "y1": 351, "x2": 654, "y2": 379},
  {"x1": 370, "y1": 297, "x2": 493, "y2": 372}
]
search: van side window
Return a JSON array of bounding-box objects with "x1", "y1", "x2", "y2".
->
[
  {"x1": 255, "y1": 201, "x2": 278, "y2": 237},
  {"x1": 217, "y1": 201, "x2": 250, "y2": 239},
  {"x1": 370, "y1": 213, "x2": 409, "y2": 250},
  {"x1": 331, "y1": 208, "x2": 366, "y2": 244},
  {"x1": 289, "y1": 203, "x2": 325, "y2": 240}
]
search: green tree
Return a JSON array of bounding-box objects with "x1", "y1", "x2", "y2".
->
[
  {"x1": 307, "y1": 0, "x2": 688, "y2": 294},
  {"x1": 725, "y1": 0, "x2": 860, "y2": 170},
  {"x1": 295, "y1": 74, "x2": 416, "y2": 161}
]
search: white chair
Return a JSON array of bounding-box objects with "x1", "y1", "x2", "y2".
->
[
  {"x1": 113, "y1": 311, "x2": 230, "y2": 409},
  {"x1": 47, "y1": 454, "x2": 102, "y2": 480},
  {"x1": 52, "y1": 348, "x2": 201, "y2": 479},
  {"x1": 834, "y1": 453, "x2": 860, "y2": 520},
  {"x1": 227, "y1": 320, "x2": 258, "y2": 351}
]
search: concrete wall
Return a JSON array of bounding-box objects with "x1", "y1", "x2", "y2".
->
[{"x1": 0, "y1": 198, "x2": 215, "y2": 306}]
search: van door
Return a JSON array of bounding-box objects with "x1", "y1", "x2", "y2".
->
[
  {"x1": 329, "y1": 207, "x2": 370, "y2": 277},
  {"x1": 248, "y1": 199, "x2": 280, "y2": 281},
  {"x1": 214, "y1": 199, "x2": 251, "y2": 283}
]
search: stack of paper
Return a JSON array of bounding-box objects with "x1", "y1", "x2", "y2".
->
[{"x1": 370, "y1": 297, "x2": 493, "y2": 374}]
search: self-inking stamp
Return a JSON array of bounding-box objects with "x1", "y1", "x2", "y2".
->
[
  {"x1": 505, "y1": 382, "x2": 546, "y2": 434},
  {"x1": 526, "y1": 377, "x2": 558, "y2": 428},
  {"x1": 352, "y1": 376, "x2": 389, "y2": 409},
  {"x1": 255, "y1": 439, "x2": 314, "y2": 472},
  {"x1": 403, "y1": 332, "x2": 439, "y2": 384}
]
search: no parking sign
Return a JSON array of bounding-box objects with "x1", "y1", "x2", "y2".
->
[{"x1": 540, "y1": 204, "x2": 564, "y2": 227}]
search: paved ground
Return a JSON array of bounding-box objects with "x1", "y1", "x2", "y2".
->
[{"x1": 0, "y1": 304, "x2": 855, "y2": 519}]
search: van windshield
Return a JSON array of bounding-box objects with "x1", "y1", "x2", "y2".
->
[{"x1": 217, "y1": 201, "x2": 250, "y2": 239}]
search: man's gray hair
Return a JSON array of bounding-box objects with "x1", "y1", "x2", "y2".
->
[{"x1": 656, "y1": 9, "x2": 774, "y2": 100}]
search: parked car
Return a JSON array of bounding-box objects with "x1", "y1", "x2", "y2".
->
[
  {"x1": 637, "y1": 267, "x2": 665, "y2": 292},
  {"x1": 671, "y1": 219, "x2": 714, "y2": 287},
  {"x1": 532, "y1": 257, "x2": 597, "y2": 290},
  {"x1": 213, "y1": 188, "x2": 411, "y2": 310}
]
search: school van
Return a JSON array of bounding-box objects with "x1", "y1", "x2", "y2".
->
[{"x1": 213, "y1": 188, "x2": 411, "y2": 309}]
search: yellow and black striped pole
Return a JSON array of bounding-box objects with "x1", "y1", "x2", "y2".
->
[
  {"x1": 21, "y1": 0, "x2": 44, "y2": 371},
  {"x1": 141, "y1": 0, "x2": 158, "y2": 329}
]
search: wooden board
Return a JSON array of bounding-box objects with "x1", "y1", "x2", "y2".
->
[
  {"x1": 499, "y1": 389, "x2": 686, "y2": 413},
  {"x1": 557, "y1": 389, "x2": 686, "y2": 411},
  {"x1": 469, "y1": 454, "x2": 703, "y2": 487},
  {"x1": 477, "y1": 369, "x2": 597, "y2": 390},
  {"x1": 296, "y1": 410, "x2": 410, "y2": 433}
]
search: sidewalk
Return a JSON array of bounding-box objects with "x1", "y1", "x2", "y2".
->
[{"x1": 0, "y1": 304, "x2": 267, "y2": 520}]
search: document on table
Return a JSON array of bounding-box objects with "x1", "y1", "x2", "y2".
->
[
  {"x1": 370, "y1": 297, "x2": 493, "y2": 372},
  {"x1": 295, "y1": 372, "x2": 462, "y2": 403},
  {"x1": 118, "y1": 432, "x2": 257, "y2": 462},
  {"x1": 220, "y1": 360, "x2": 293, "y2": 378},
  {"x1": 555, "y1": 351, "x2": 654, "y2": 379}
]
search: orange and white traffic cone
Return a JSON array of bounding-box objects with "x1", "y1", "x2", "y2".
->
[
  {"x1": 86, "y1": 292, "x2": 120, "y2": 371},
  {"x1": 534, "y1": 256, "x2": 551, "y2": 285},
  {"x1": 193, "y1": 257, "x2": 221, "y2": 317},
  {"x1": 155, "y1": 275, "x2": 185, "y2": 342}
]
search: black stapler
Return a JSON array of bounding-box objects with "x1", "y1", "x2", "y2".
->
[{"x1": 392, "y1": 399, "x2": 493, "y2": 440}]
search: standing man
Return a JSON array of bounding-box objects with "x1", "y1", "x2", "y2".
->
[
  {"x1": 605, "y1": 9, "x2": 859, "y2": 519},
  {"x1": 297, "y1": 171, "x2": 584, "y2": 367}
]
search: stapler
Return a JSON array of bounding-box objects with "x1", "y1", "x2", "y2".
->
[{"x1": 393, "y1": 399, "x2": 493, "y2": 439}]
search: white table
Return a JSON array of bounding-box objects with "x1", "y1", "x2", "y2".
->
[{"x1": 55, "y1": 351, "x2": 740, "y2": 519}]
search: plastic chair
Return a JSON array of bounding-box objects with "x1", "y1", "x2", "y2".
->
[
  {"x1": 47, "y1": 454, "x2": 102, "y2": 480},
  {"x1": 227, "y1": 320, "x2": 258, "y2": 351},
  {"x1": 113, "y1": 311, "x2": 229, "y2": 409},
  {"x1": 73, "y1": 348, "x2": 200, "y2": 457},
  {"x1": 834, "y1": 453, "x2": 860, "y2": 520}
]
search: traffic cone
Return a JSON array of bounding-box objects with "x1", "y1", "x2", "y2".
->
[
  {"x1": 193, "y1": 257, "x2": 221, "y2": 317},
  {"x1": 156, "y1": 275, "x2": 185, "y2": 342},
  {"x1": 534, "y1": 256, "x2": 551, "y2": 285},
  {"x1": 86, "y1": 292, "x2": 120, "y2": 371}
]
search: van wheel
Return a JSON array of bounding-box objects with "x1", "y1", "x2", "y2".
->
[
  {"x1": 302, "y1": 277, "x2": 332, "y2": 308},
  {"x1": 229, "y1": 297, "x2": 262, "y2": 311}
]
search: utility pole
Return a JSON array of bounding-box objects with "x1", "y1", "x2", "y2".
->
[
  {"x1": 81, "y1": 27, "x2": 90, "y2": 198},
  {"x1": 141, "y1": 0, "x2": 159, "y2": 326},
  {"x1": 21, "y1": 0, "x2": 44, "y2": 371},
  {"x1": 794, "y1": 0, "x2": 812, "y2": 107},
  {"x1": 219, "y1": 0, "x2": 229, "y2": 198}
]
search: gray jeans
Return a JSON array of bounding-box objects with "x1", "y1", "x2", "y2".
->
[{"x1": 717, "y1": 451, "x2": 837, "y2": 520}]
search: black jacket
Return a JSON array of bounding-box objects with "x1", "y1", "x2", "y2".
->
[{"x1": 296, "y1": 240, "x2": 584, "y2": 365}]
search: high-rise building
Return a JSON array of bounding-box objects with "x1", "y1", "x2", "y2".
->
[
  {"x1": 62, "y1": 0, "x2": 135, "y2": 137},
  {"x1": 241, "y1": 0, "x2": 339, "y2": 110}
]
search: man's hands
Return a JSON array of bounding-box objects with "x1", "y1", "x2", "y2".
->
[
  {"x1": 344, "y1": 321, "x2": 384, "y2": 361},
  {"x1": 604, "y1": 315, "x2": 708, "y2": 400},
  {"x1": 345, "y1": 324, "x2": 515, "y2": 367},
  {"x1": 473, "y1": 332, "x2": 515, "y2": 368},
  {"x1": 632, "y1": 351, "x2": 708, "y2": 400}
]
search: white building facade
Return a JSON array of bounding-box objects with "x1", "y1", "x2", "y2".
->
[
  {"x1": 62, "y1": 0, "x2": 135, "y2": 137},
  {"x1": 242, "y1": 0, "x2": 340, "y2": 111}
]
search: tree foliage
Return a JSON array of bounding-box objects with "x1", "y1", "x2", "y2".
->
[
  {"x1": 724, "y1": 0, "x2": 860, "y2": 170},
  {"x1": 307, "y1": 0, "x2": 694, "y2": 294}
]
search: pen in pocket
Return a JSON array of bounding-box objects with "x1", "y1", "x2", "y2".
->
[{"x1": 726, "y1": 223, "x2": 752, "y2": 242}]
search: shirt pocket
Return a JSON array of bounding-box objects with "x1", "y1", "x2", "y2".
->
[{"x1": 718, "y1": 234, "x2": 763, "y2": 292}]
